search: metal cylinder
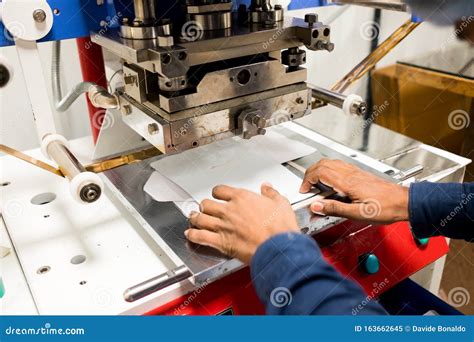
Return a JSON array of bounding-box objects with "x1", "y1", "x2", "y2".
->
[
  {"x1": 46, "y1": 141, "x2": 102, "y2": 203},
  {"x1": 123, "y1": 266, "x2": 191, "y2": 302},
  {"x1": 47, "y1": 141, "x2": 85, "y2": 180},
  {"x1": 311, "y1": 85, "x2": 367, "y2": 116},
  {"x1": 311, "y1": 85, "x2": 346, "y2": 108},
  {"x1": 133, "y1": 0, "x2": 156, "y2": 24}
]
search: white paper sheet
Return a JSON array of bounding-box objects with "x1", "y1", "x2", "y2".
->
[
  {"x1": 144, "y1": 171, "x2": 192, "y2": 202},
  {"x1": 144, "y1": 172, "x2": 200, "y2": 216},
  {"x1": 147, "y1": 128, "x2": 316, "y2": 208}
]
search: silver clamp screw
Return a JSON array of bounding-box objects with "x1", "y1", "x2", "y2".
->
[{"x1": 33, "y1": 9, "x2": 47, "y2": 23}]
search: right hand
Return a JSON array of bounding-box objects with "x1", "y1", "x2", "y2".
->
[{"x1": 300, "y1": 159, "x2": 409, "y2": 224}]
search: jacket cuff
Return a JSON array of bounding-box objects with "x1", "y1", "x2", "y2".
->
[{"x1": 250, "y1": 232, "x2": 320, "y2": 305}]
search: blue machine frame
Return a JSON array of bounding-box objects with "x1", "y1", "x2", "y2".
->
[{"x1": 0, "y1": 0, "x2": 327, "y2": 47}]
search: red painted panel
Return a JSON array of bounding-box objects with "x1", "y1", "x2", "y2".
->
[
  {"x1": 76, "y1": 37, "x2": 108, "y2": 143},
  {"x1": 147, "y1": 221, "x2": 448, "y2": 315}
]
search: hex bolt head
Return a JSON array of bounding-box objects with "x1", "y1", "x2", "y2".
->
[
  {"x1": 325, "y1": 42, "x2": 335, "y2": 52},
  {"x1": 304, "y1": 13, "x2": 318, "y2": 26},
  {"x1": 33, "y1": 9, "x2": 47, "y2": 23}
]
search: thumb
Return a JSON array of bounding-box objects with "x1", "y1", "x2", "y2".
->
[{"x1": 310, "y1": 199, "x2": 361, "y2": 219}]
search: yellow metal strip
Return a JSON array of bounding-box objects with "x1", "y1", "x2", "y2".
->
[
  {"x1": 1, "y1": 144, "x2": 161, "y2": 178},
  {"x1": 85, "y1": 147, "x2": 161, "y2": 173},
  {"x1": 0, "y1": 144, "x2": 64, "y2": 177}
]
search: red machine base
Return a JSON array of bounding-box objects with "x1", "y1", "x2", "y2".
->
[{"x1": 147, "y1": 221, "x2": 448, "y2": 315}]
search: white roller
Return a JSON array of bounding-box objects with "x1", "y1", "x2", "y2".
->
[
  {"x1": 1, "y1": 0, "x2": 53, "y2": 41},
  {"x1": 40, "y1": 133, "x2": 69, "y2": 159},
  {"x1": 69, "y1": 172, "x2": 104, "y2": 204},
  {"x1": 342, "y1": 94, "x2": 364, "y2": 116}
]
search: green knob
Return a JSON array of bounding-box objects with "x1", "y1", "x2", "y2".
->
[
  {"x1": 0, "y1": 277, "x2": 5, "y2": 298},
  {"x1": 359, "y1": 253, "x2": 380, "y2": 275},
  {"x1": 416, "y1": 237, "x2": 430, "y2": 246}
]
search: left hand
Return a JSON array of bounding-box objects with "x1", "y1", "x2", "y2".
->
[{"x1": 185, "y1": 183, "x2": 299, "y2": 264}]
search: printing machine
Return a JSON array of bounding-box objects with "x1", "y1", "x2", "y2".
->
[{"x1": 0, "y1": 0, "x2": 470, "y2": 314}]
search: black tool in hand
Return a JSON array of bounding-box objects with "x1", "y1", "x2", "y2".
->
[{"x1": 314, "y1": 182, "x2": 352, "y2": 203}]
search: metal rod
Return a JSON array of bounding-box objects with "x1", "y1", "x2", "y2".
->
[
  {"x1": 133, "y1": 0, "x2": 156, "y2": 24},
  {"x1": 311, "y1": 85, "x2": 346, "y2": 108},
  {"x1": 46, "y1": 141, "x2": 85, "y2": 181},
  {"x1": 123, "y1": 266, "x2": 191, "y2": 302},
  {"x1": 329, "y1": 0, "x2": 407, "y2": 12},
  {"x1": 332, "y1": 19, "x2": 420, "y2": 93},
  {"x1": 310, "y1": 85, "x2": 368, "y2": 116}
]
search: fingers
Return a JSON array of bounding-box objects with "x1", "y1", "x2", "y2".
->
[
  {"x1": 212, "y1": 185, "x2": 237, "y2": 201},
  {"x1": 299, "y1": 163, "x2": 319, "y2": 193},
  {"x1": 310, "y1": 199, "x2": 364, "y2": 220},
  {"x1": 185, "y1": 228, "x2": 221, "y2": 250},
  {"x1": 261, "y1": 182, "x2": 281, "y2": 200},
  {"x1": 189, "y1": 211, "x2": 223, "y2": 232},
  {"x1": 200, "y1": 199, "x2": 225, "y2": 217},
  {"x1": 300, "y1": 162, "x2": 346, "y2": 194}
]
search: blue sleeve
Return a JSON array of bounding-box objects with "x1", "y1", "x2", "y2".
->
[
  {"x1": 409, "y1": 182, "x2": 474, "y2": 241},
  {"x1": 250, "y1": 233, "x2": 387, "y2": 315}
]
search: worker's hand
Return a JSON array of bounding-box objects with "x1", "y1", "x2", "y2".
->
[
  {"x1": 185, "y1": 183, "x2": 299, "y2": 264},
  {"x1": 300, "y1": 159, "x2": 409, "y2": 223}
]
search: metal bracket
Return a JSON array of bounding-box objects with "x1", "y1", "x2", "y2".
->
[{"x1": 237, "y1": 108, "x2": 267, "y2": 140}]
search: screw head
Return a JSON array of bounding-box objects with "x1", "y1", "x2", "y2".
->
[
  {"x1": 33, "y1": 9, "x2": 47, "y2": 23},
  {"x1": 325, "y1": 42, "x2": 335, "y2": 52},
  {"x1": 304, "y1": 13, "x2": 318, "y2": 25}
]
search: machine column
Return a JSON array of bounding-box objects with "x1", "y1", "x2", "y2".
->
[{"x1": 76, "y1": 37, "x2": 108, "y2": 144}]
